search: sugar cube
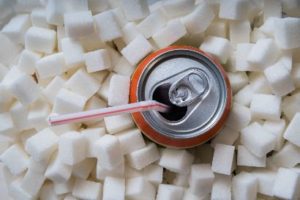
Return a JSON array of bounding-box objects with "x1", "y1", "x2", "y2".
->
[
  {"x1": 240, "y1": 122, "x2": 276, "y2": 157},
  {"x1": 72, "y1": 158, "x2": 96, "y2": 179},
  {"x1": 25, "y1": 128, "x2": 58, "y2": 162},
  {"x1": 143, "y1": 164, "x2": 163, "y2": 185},
  {"x1": 104, "y1": 114, "x2": 135, "y2": 134},
  {"x1": 0, "y1": 144, "x2": 29, "y2": 175},
  {"x1": 273, "y1": 168, "x2": 300, "y2": 199},
  {"x1": 113, "y1": 57, "x2": 136, "y2": 76},
  {"x1": 61, "y1": 37, "x2": 85, "y2": 68},
  {"x1": 85, "y1": 49, "x2": 111, "y2": 73},
  {"x1": 159, "y1": 148, "x2": 194, "y2": 174},
  {"x1": 25, "y1": 27, "x2": 56, "y2": 54},
  {"x1": 81, "y1": 127, "x2": 106, "y2": 158},
  {"x1": 108, "y1": 74, "x2": 130, "y2": 106},
  {"x1": 31, "y1": 9, "x2": 53, "y2": 29},
  {"x1": 271, "y1": 142, "x2": 300, "y2": 168},
  {"x1": 152, "y1": 19, "x2": 187, "y2": 49},
  {"x1": 232, "y1": 172, "x2": 257, "y2": 200},
  {"x1": 64, "y1": 11, "x2": 94, "y2": 38},
  {"x1": 283, "y1": 112, "x2": 300, "y2": 147},
  {"x1": 36, "y1": 52, "x2": 67, "y2": 79},
  {"x1": 126, "y1": 177, "x2": 156, "y2": 200},
  {"x1": 1, "y1": 14, "x2": 31, "y2": 44},
  {"x1": 251, "y1": 169, "x2": 277, "y2": 196},
  {"x1": 212, "y1": 144, "x2": 235, "y2": 175},
  {"x1": 103, "y1": 177, "x2": 125, "y2": 200},
  {"x1": 211, "y1": 174, "x2": 232, "y2": 200},
  {"x1": 8, "y1": 179, "x2": 33, "y2": 200},
  {"x1": 17, "y1": 49, "x2": 42, "y2": 75},
  {"x1": 181, "y1": 3, "x2": 215, "y2": 34},
  {"x1": 226, "y1": 103, "x2": 251, "y2": 131},
  {"x1": 156, "y1": 184, "x2": 184, "y2": 200},
  {"x1": 45, "y1": 154, "x2": 72, "y2": 183},
  {"x1": 54, "y1": 177, "x2": 74, "y2": 195},
  {"x1": 120, "y1": 0, "x2": 150, "y2": 21},
  {"x1": 121, "y1": 35, "x2": 153, "y2": 65},
  {"x1": 0, "y1": 33, "x2": 21, "y2": 66},
  {"x1": 189, "y1": 164, "x2": 215, "y2": 197},
  {"x1": 227, "y1": 72, "x2": 249, "y2": 94},
  {"x1": 263, "y1": 119, "x2": 286, "y2": 151},
  {"x1": 116, "y1": 128, "x2": 146, "y2": 155},
  {"x1": 282, "y1": 91, "x2": 300, "y2": 121},
  {"x1": 94, "y1": 10, "x2": 122, "y2": 42},
  {"x1": 235, "y1": 43, "x2": 256, "y2": 71},
  {"x1": 58, "y1": 131, "x2": 87, "y2": 165},
  {"x1": 122, "y1": 22, "x2": 143, "y2": 44},
  {"x1": 237, "y1": 145, "x2": 266, "y2": 167},
  {"x1": 211, "y1": 126, "x2": 239, "y2": 147},
  {"x1": 263, "y1": 0, "x2": 282, "y2": 21},
  {"x1": 43, "y1": 76, "x2": 66, "y2": 104},
  {"x1": 96, "y1": 160, "x2": 125, "y2": 180},
  {"x1": 219, "y1": 0, "x2": 250, "y2": 20},
  {"x1": 264, "y1": 60, "x2": 295, "y2": 96},
  {"x1": 200, "y1": 36, "x2": 231, "y2": 64},
  {"x1": 0, "y1": 112, "x2": 15, "y2": 135},
  {"x1": 161, "y1": 0, "x2": 194, "y2": 18},
  {"x1": 229, "y1": 20, "x2": 251, "y2": 46},
  {"x1": 72, "y1": 179, "x2": 102, "y2": 200},
  {"x1": 127, "y1": 143, "x2": 160, "y2": 170}
]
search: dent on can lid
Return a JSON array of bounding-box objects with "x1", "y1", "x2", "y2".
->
[{"x1": 130, "y1": 46, "x2": 232, "y2": 148}]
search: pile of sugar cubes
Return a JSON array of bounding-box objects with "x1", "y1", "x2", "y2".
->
[{"x1": 0, "y1": 0, "x2": 300, "y2": 199}]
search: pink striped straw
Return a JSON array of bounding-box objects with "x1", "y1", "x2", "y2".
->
[{"x1": 48, "y1": 100, "x2": 169, "y2": 126}]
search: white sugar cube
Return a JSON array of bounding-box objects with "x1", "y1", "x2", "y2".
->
[
  {"x1": 152, "y1": 19, "x2": 187, "y2": 49},
  {"x1": 143, "y1": 164, "x2": 163, "y2": 185},
  {"x1": 0, "y1": 144, "x2": 29, "y2": 175},
  {"x1": 1, "y1": 14, "x2": 31, "y2": 44},
  {"x1": 137, "y1": 11, "x2": 167, "y2": 39},
  {"x1": 121, "y1": 35, "x2": 153, "y2": 66},
  {"x1": 127, "y1": 143, "x2": 160, "y2": 170},
  {"x1": 200, "y1": 36, "x2": 231, "y2": 64},
  {"x1": 65, "y1": 69, "x2": 100, "y2": 99},
  {"x1": 183, "y1": 190, "x2": 206, "y2": 200},
  {"x1": 122, "y1": 22, "x2": 143, "y2": 44},
  {"x1": 95, "y1": 135, "x2": 123, "y2": 169},
  {"x1": 0, "y1": 136, "x2": 12, "y2": 154},
  {"x1": 17, "y1": 49, "x2": 42, "y2": 75},
  {"x1": 126, "y1": 177, "x2": 156, "y2": 200},
  {"x1": 94, "y1": 10, "x2": 122, "y2": 42},
  {"x1": 25, "y1": 27, "x2": 56, "y2": 54},
  {"x1": 219, "y1": 0, "x2": 250, "y2": 20},
  {"x1": 72, "y1": 179, "x2": 102, "y2": 200},
  {"x1": 161, "y1": 0, "x2": 194, "y2": 18},
  {"x1": 52, "y1": 88, "x2": 87, "y2": 114},
  {"x1": 85, "y1": 49, "x2": 111, "y2": 73},
  {"x1": 211, "y1": 174, "x2": 232, "y2": 200},
  {"x1": 7, "y1": 74, "x2": 40, "y2": 106},
  {"x1": 64, "y1": 11, "x2": 94, "y2": 39},
  {"x1": 96, "y1": 159, "x2": 125, "y2": 180},
  {"x1": 229, "y1": 20, "x2": 250, "y2": 46},
  {"x1": 228, "y1": 72, "x2": 249, "y2": 94},
  {"x1": 251, "y1": 169, "x2": 277, "y2": 196},
  {"x1": 189, "y1": 164, "x2": 215, "y2": 197},
  {"x1": 274, "y1": 17, "x2": 300, "y2": 49},
  {"x1": 31, "y1": 9, "x2": 53, "y2": 29},
  {"x1": 247, "y1": 38, "x2": 280, "y2": 68},
  {"x1": 61, "y1": 37, "x2": 84, "y2": 68},
  {"x1": 113, "y1": 57, "x2": 136, "y2": 76},
  {"x1": 0, "y1": 112, "x2": 15, "y2": 135},
  {"x1": 211, "y1": 126, "x2": 239, "y2": 147},
  {"x1": 9, "y1": 179, "x2": 33, "y2": 200},
  {"x1": 72, "y1": 158, "x2": 96, "y2": 179},
  {"x1": 263, "y1": 0, "x2": 282, "y2": 21},
  {"x1": 251, "y1": 28, "x2": 268, "y2": 43},
  {"x1": 25, "y1": 128, "x2": 58, "y2": 162},
  {"x1": 226, "y1": 103, "x2": 251, "y2": 131},
  {"x1": 282, "y1": 91, "x2": 300, "y2": 121},
  {"x1": 97, "y1": 72, "x2": 115, "y2": 101},
  {"x1": 232, "y1": 172, "x2": 257, "y2": 200},
  {"x1": 27, "y1": 98, "x2": 51, "y2": 130},
  {"x1": 108, "y1": 74, "x2": 130, "y2": 106},
  {"x1": 36, "y1": 52, "x2": 67, "y2": 79},
  {"x1": 240, "y1": 122, "x2": 276, "y2": 157},
  {"x1": 271, "y1": 142, "x2": 300, "y2": 168},
  {"x1": 172, "y1": 173, "x2": 189, "y2": 187},
  {"x1": 103, "y1": 177, "x2": 125, "y2": 200},
  {"x1": 212, "y1": 144, "x2": 235, "y2": 175},
  {"x1": 116, "y1": 128, "x2": 146, "y2": 155},
  {"x1": 43, "y1": 76, "x2": 66, "y2": 104},
  {"x1": 284, "y1": 112, "x2": 300, "y2": 147},
  {"x1": 81, "y1": 128, "x2": 106, "y2": 158},
  {"x1": 237, "y1": 145, "x2": 266, "y2": 167},
  {"x1": 263, "y1": 119, "x2": 286, "y2": 151},
  {"x1": 0, "y1": 33, "x2": 21, "y2": 66},
  {"x1": 104, "y1": 114, "x2": 135, "y2": 134},
  {"x1": 156, "y1": 184, "x2": 184, "y2": 200},
  {"x1": 58, "y1": 131, "x2": 87, "y2": 165},
  {"x1": 88, "y1": 0, "x2": 109, "y2": 14},
  {"x1": 181, "y1": 3, "x2": 215, "y2": 34},
  {"x1": 121, "y1": 0, "x2": 150, "y2": 21},
  {"x1": 159, "y1": 148, "x2": 194, "y2": 174},
  {"x1": 250, "y1": 94, "x2": 281, "y2": 121},
  {"x1": 54, "y1": 177, "x2": 74, "y2": 195},
  {"x1": 45, "y1": 154, "x2": 72, "y2": 183},
  {"x1": 264, "y1": 60, "x2": 295, "y2": 96},
  {"x1": 235, "y1": 43, "x2": 255, "y2": 71},
  {"x1": 249, "y1": 72, "x2": 272, "y2": 93},
  {"x1": 273, "y1": 168, "x2": 300, "y2": 199}
]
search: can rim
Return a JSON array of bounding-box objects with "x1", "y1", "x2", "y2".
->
[{"x1": 130, "y1": 46, "x2": 232, "y2": 149}]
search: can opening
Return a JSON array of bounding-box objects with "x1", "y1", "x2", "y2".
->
[{"x1": 152, "y1": 83, "x2": 187, "y2": 121}]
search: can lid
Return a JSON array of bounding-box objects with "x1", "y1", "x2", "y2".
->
[{"x1": 130, "y1": 46, "x2": 232, "y2": 148}]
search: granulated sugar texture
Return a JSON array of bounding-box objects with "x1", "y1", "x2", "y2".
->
[{"x1": 0, "y1": 0, "x2": 300, "y2": 199}]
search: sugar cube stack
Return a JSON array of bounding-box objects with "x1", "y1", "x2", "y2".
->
[{"x1": 1, "y1": 1, "x2": 300, "y2": 199}]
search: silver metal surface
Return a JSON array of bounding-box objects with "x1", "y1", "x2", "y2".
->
[{"x1": 137, "y1": 49, "x2": 228, "y2": 139}]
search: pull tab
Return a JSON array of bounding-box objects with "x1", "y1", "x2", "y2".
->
[{"x1": 169, "y1": 69, "x2": 209, "y2": 107}]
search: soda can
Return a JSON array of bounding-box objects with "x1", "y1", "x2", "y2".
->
[{"x1": 130, "y1": 46, "x2": 232, "y2": 148}]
